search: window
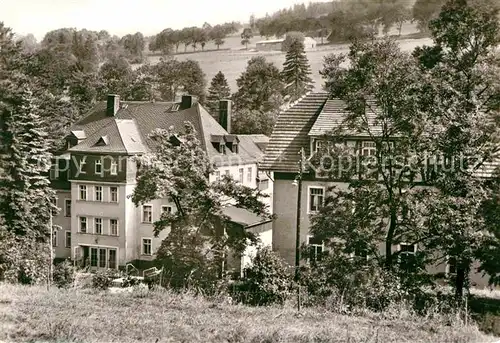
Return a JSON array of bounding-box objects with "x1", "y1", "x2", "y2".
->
[
  {"x1": 110, "y1": 219, "x2": 118, "y2": 236},
  {"x1": 79, "y1": 157, "x2": 87, "y2": 174},
  {"x1": 219, "y1": 144, "x2": 226, "y2": 154},
  {"x1": 79, "y1": 185, "x2": 87, "y2": 201},
  {"x1": 95, "y1": 159, "x2": 102, "y2": 174},
  {"x1": 52, "y1": 230, "x2": 57, "y2": 247},
  {"x1": 79, "y1": 217, "x2": 87, "y2": 233},
  {"x1": 142, "y1": 238, "x2": 152, "y2": 255},
  {"x1": 109, "y1": 249, "x2": 117, "y2": 269},
  {"x1": 49, "y1": 167, "x2": 59, "y2": 180},
  {"x1": 247, "y1": 167, "x2": 252, "y2": 183},
  {"x1": 238, "y1": 168, "x2": 244, "y2": 183},
  {"x1": 64, "y1": 199, "x2": 71, "y2": 217},
  {"x1": 162, "y1": 205, "x2": 172, "y2": 214},
  {"x1": 90, "y1": 248, "x2": 98, "y2": 267},
  {"x1": 308, "y1": 187, "x2": 324, "y2": 213},
  {"x1": 99, "y1": 248, "x2": 107, "y2": 268},
  {"x1": 361, "y1": 141, "x2": 376, "y2": 156},
  {"x1": 314, "y1": 140, "x2": 327, "y2": 152},
  {"x1": 50, "y1": 197, "x2": 58, "y2": 216},
  {"x1": 110, "y1": 186, "x2": 118, "y2": 202},
  {"x1": 65, "y1": 231, "x2": 71, "y2": 248},
  {"x1": 215, "y1": 170, "x2": 221, "y2": 181},
  {"x1": 95, "y1": 218, "x2": 103, "y2": 235},
  {"x1": 110, "y1": 160, "x2": 118, "y2": 175},
  {"x1": 225, "y1": 170, "x2": 230, "y2": 178},
  {"x1": 95, "y1": 186, "x2": 103, "y2": 202},
  {"x1": 142, "y1": 205, "x2": 152, "y2": 223},
  {"x1": 307, "y1": 236, "x2": 323, "y2": 263}
]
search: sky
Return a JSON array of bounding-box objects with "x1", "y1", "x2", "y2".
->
[{"x1": 2, "y1": 0, "x2": 318, "y2": 40}]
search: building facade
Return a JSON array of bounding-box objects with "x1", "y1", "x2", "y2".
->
[
  {"x1": 260, "y1": 92, "x2": 498, "y2": 288},
  {"x1": 50, "y1": 95, "x2": 273, "y2": 271}
]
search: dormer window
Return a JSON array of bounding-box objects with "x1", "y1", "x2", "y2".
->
[
  {"x1": 219, "y1": 144, "x2": 226, "y2": 154},
  {"x1": 224, "y1": 135, "x2": 240, "y2": 153},
  {"x1": 210, "y1": 135, "x2": 226, "y2": 154},
  {"x1": 95, "y1": 135, "x2": 109, "y2": 146}
]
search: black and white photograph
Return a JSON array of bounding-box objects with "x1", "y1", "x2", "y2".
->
[{"x1": 1, "y1": 0, "x2": 500, "y2": 342}]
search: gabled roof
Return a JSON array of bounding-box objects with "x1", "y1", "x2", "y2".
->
[
  {"x1": 69, "y1": 119, "x2": 147, "y2": 154},
  {"x1": 260, "y1": 92, "x2": 329, "y2": 172},
  {"x1": 67, "y1": 100, "x2": 260, "y2": 166},
  {"x1": 309, "y1": 99, "x2": 383, "y2": 137},
  {"x1": 222, "y1": 205, "x2": 272, "y2": 228},
  {"x1": 237, "y1": 135, "x2": 270, "y2": 161}
]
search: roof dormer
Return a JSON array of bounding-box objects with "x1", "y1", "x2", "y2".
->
[
  {"x1": 95, "y1": 135, "x2": 109, "y2": 146},
  {"x1": 224, "y1": 135, "x2": 240, "y2": 153},
  {"x1": 211, "y1": 134, "x2": 226, "y2": 154}
]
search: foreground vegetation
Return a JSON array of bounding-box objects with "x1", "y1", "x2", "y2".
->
[{"x1": 0, "y1": 283, "x2": 494, "y2": 343}]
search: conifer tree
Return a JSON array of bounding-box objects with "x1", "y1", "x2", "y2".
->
[
  {"x1": 0, "y1": 74, "x2": 56, "y2": 240},
  {"x1": 281, "y1": 40, "x2": 314, "y2": 102},
  {"x1": 206, "y1": 71, "x2": 231, "y2": 117}
]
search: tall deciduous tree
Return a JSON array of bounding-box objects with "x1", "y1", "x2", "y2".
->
[
  {"x1": 97, "y1": 56, "x2": 134, "y2": 99},
  {"x1": 315, "y1": 39, "x2": 427, "y2": 273},
  {"x1": 206, "y1": 71, "x2": 231, "y2": 117},
  {"x1": 232, "y1": 56, "x2": 284, "y2": 114},
  {"x1": 131, "y1": 123, "x2": 269, "y2": 289},
  {"x1": 241, "y1": 28, "x2": 253, "y2": 50},
  {"x1": 413, "y1": 0, "x2": 500, "y2": 298},
  {"x1": 281, "y1": 39, "x2": 314, "y2": 102}
]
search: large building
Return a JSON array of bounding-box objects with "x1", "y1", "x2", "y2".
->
[
  {"x1": 260, "y1": 92, "x2": 499, "y2": 288},
  {"x1": 50, "y1": 95, "x2": 273, "y2": 272}
]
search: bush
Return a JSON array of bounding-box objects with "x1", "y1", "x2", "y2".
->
[
  {"x1": 300, "y1": 252, "x2": 408, "y2": 312},
  {"x1": 53, "y1": 259, "x2": 75, "y2": 288},
  {"x1": 91, "y1": 269, "x2": 119, "y2": 290},
  {"x1": 230, "y1": 247, "x2": 293, "y2": 306},
  {"x1": 0, "y1": 232, "x2": 50, "y2": 285},
  {"x1": 282, "y1": 31, "x2": 305, "y2": 52}
]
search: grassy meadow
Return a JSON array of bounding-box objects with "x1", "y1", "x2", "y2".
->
[
  {"x1": 142, "y1": 22, "x2": 431, "y2": 92},
  {"x1": 0, "y1": 283, "x2": 497, "y2": 343}
]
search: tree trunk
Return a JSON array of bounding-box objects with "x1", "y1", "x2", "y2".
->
[
  {"x1": 455, "y1": 263, "x2": 469, "y2": 302},
  {"x1": 385, "y1": 208, "x2": 397, "y2": 269}
]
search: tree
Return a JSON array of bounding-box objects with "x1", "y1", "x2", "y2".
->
[
  {"x1": 209, "y1": 25, "x2": 227, "y2": 50},
  {"x1": 231, "y1": 108, "x2": 276, "y2": 136},
  {"x1": 120, "y1": 32, "x2": 145, "y2": 62},
  {"x1": 17, "y1": 33, "x2": 38, "y2": 53},
  {"x1": 316, "y1": 39, "x2": 427, "y2": 273},
  {"x1": 0, "y1": 75, "x2": 56, "y2": 239},
  {"x1": 232, "y1": 56, "x2": 284, "y2": 114},
  {"x1": 281, "y1": 31, "x2": 305, "y2": 52},
  {"x1": 153, "y1": 58, "x2": 207, "y2": 102},
  {"x1": 206, "y1": 71, "x2": 231, "y2": 116},
  {"x1": 281, "y1": 40, "x2": 314, "y2": 102},
  {"x1": 241, "y1": 28, "x2": 253, "y2": 50},
  {"x1": 131, "y1": 123, "x2": 269, "y2": 290},
  {"x1": 97, "y1": 56, "x2": 134, "y2": 99},
  {"x1": 412, "y1": 0, "x2": 447, "y2": 32},
  {"x1": 412, "y1": 0, "x2": 500, "y2": 298}
]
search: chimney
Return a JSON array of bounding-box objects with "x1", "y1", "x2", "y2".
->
[
  {"x1": 180, "y1": 95, "x2": 194, "y2": 110},
  {"x1": 219, "y1": 99, "x2": 232, "y2": 133},
  {"x1": 106, "y1": 94, "x2": 120, "y2": 117}
]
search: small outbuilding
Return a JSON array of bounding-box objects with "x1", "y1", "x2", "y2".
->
[{"x1": 255, "y1": 37, "x2": 317, "y2": 52}]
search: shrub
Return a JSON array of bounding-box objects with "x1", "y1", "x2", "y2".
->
[
  {"x1": 300, "y1": 251, "x2": 408, "y2": 312},
  {"x1": 0, "y1": 232, "x2": 50, "y2": 285},
  {"x1": 230, "y1": 247, "x2": 293, "y2": 306},
  {"x1": 91, "y1": 269, "x2": 119, "y2": 290},
  {"x1": 53, "y1": 259, "x2": 75, "y2": 288}
]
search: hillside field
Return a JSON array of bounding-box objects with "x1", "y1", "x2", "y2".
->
[
  {"x1": 142, "y1": 22, "x2": 429, "y2": 93},
  {"x1": 0, "y1": 284, "x2": 497, "y2": 343}
]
